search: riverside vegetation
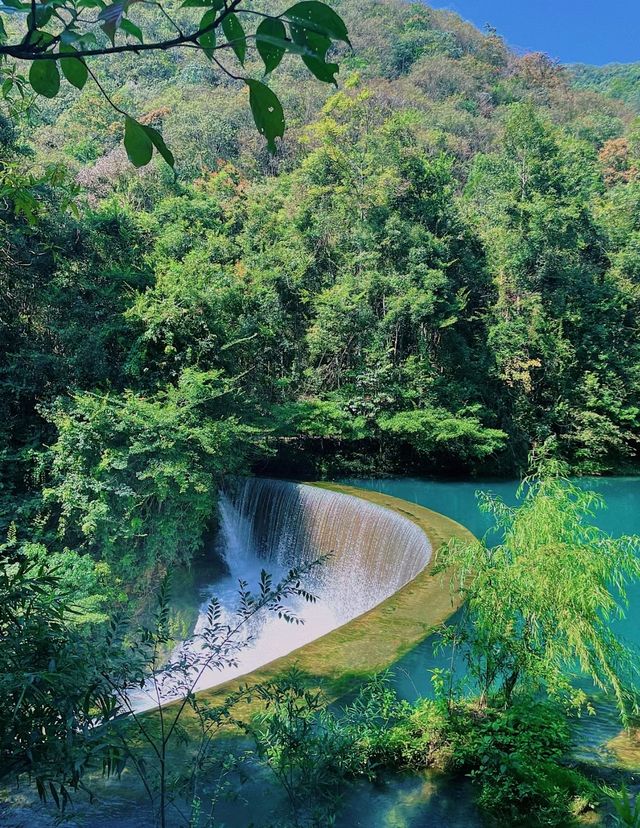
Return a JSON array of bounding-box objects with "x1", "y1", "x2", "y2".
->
[{"x1": 1, "y1": 0, "x2": 640, "y2": 825}]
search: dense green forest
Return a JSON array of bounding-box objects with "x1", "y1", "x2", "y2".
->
[
  {"x1": 2, "y1": 2, "x2": 640, "y2": 824},
  {"x1": 4, "y1": 3, "x2": 640, "y2": 565},
  {"x1": 571, "y1": 61, "x2": 640, "y2": 112}
]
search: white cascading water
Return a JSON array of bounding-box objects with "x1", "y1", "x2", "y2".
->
[{"x1": 129, "y1": 479, "x2": 431, "y2": 712}]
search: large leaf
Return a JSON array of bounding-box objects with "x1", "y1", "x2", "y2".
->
[
  {"x1": 98, "y1": 0, "x2": 139, "y2": 43},
  {"x1": 290, "y1": 22, "x2": 330, "y2": 60},
  {"x1": 144, "y1": 124, "x2": 175, "y2": 168},
  {"x1": 60, "y1": 45, "x2": 88, "y2": 90},
  {"x1": 245, "y1": 79, "x2": 285, "y2": 153},
  {"x1": 284, "y1": 1, "x2": 350, "y2": 45},
  {"x1": 301, "y1": 54, "x2": 339, "y2": 85},
  {"x1": 221, "y1": 12, "x2": 246, "y2": 66},
  {"x1": 120, "y1": 18, "x2": 143, "y2": 42},
  {"x1": 29, "y1": 59, "x2": 60, "y2": 98},
  {"x1": 256, "y1": 17, "x2": 287, "y2": 74},
  {"x1": 198, "y1": 8, "x2": 216, "y2": 59},
  {"x1": 124, "y1": 116, "x2": 153, "y2": 167},
  {"x1": 98, "y1": 1, "x2": 126, "y2": 42},
  {"x1": 289, "y1": 21, "x2": 339, "y2": 84}
]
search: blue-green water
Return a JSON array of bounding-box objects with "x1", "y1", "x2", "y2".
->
[
  {"x1": 343, "y1": 476, "x2": 640, "y2": 650},
  {"x1": 5, "y1": 477, "x2": 639, "y2": 828},
  {"x1": 343, "y1": 476, "x2": 640, "y2": 766}
]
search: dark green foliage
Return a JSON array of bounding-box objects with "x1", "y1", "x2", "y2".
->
[
  {"x1": 446, "y1": 702, "x2": 599, "y2": 825},
  {"x1": 0, "y1": 536, "x2": 114, "y2": 789},
  {"x1": 243, "y1": 671, "x2": 601, "y2": 827},
  {"x1": 44, "y1": 369, "x2": 261, "y2": 581}
]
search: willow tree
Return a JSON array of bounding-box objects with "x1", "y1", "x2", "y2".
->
[{"x1": 437, "y1": 458, "x2": 640, "y2": 722}]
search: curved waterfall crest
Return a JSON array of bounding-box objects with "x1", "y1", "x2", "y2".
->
[
  {"x1": 219, "y1": 478, "x2": 432, "y2": 621},
  {"x1": 130, "y1": 479, "x2": 433, "y2": 711}
]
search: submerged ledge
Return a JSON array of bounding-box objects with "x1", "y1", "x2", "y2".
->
[{"x1": 186, "y1": 481, "x2": 475, "y2": 712}]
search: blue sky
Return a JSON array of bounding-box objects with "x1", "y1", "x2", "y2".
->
[{"x1": 429, "y1": 1, "x2": 640, "y2": 65}]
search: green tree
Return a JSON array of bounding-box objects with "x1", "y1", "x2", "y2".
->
[
  {"x1": 44, "y1": 368, "x2": 261, "y2": 582},
  {"x1": 0, "y1": 0, "x2": 350, "y2": 165},
  {"x1": 436, "y1": 457, "x2": 640, "y2": 720},
  {"x1": 465, "y1": 102, "x2": 640, "y2": 471}
]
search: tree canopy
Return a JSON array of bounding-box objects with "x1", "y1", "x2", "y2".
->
[{"x1": 0, "y1": 0, "x2": 350, "y2": 163}]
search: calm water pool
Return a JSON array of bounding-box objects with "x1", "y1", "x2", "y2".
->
[
  {"x1": 342, "y1": 476, "x2": 640, "y2": 649},
  {"x1": 343, "y1": 476, "x2": 640, "y2": 767}
]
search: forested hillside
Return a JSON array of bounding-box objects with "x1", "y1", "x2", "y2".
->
[
  {"x1": 571, "y1": 61, "x2": 640, "y2": 112},
  {"x1": 3, "y1": 0, "x2": 640, "y2": 588}
]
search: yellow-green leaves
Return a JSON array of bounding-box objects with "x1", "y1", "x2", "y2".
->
[
  {"x1": 123, "y1": 116, "x2": 174, "y2": 168},
  {"x1": 60, "y1": 45, "x2": 88, "y2": 90},
  {"x1": 245, "y1": 80, "x2": 285, "y2": 153},
  {"x1": 29, "y1": 60, "x2": 60, "y2": 98}
]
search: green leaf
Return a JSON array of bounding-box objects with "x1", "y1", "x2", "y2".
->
[
  {"x1": 198, "y1": 8, "x2": 216, "y2": 59},
  {"x1": 29, "y1": 59, "x2": 60, "y2": 98},
  {"x1": 301, "y1": 54, "x2": 339, "y2": 85},
  {"x1": 290, "y1": 22, "x2": 330, "y2": 60},
  {"x1": 124, "y1": 116, "x2": 153, "y2": 167},
  {"x1": 98, "y1": 6, "x2": 123, "y2": 43},
  {"x1": 75, "y1": 32, "x2": 99, "y2": 48},
  {"x1": 221, "y1": 12, "x2": 245, "y2": 66},
  {"x1": 245, "y1": 79, "x2": 285, "y2": 153},
  {"x1": 60, "y1": 45, "x2": 88, "y2": 90},
  {"x1": 29, "y1": 4, "x2": 53, "y2": 27},
  {"x1": 120, "y1": 18, "x2": 143, "y2": 42},
  {"x1": 0, "y1": 15, "x2": 6, "y2": 43},
  {"x1": 59, "y1": 29, "x2": 82, "y2": 44},
  {"x1": 181, "y1": 0, "x2": 222, "y2": 7},
  {"x1": 98, "y1": 0, "x2": 134, "y2": 43},
  {"x1": 284, "y1": 1, "x2": 350, "y2": 45},
  {"x1": 143, "y1": 124, "x2": 175, "y2": 168},
  {"x1": 256, "y1": 17, "x2": 287, "y2": 74},
  {"x1": 289, "y1": 19, "x2": 341, "y2": 85}
]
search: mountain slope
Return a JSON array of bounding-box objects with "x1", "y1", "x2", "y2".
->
[{"x1": 570, "y1": 61, "x2": 640, "y2": 112}]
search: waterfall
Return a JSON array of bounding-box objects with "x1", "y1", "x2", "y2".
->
[
  {"x1": 129, "y1": 479, "x2": 431, "y2": 712},
  {"x1": 219, "y1": 478, "x2": 432, "y2": 621}
]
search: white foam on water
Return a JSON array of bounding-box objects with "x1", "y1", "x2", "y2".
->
[{"x1": 129, "y1": 479, "x2": 431, "y2": 712}]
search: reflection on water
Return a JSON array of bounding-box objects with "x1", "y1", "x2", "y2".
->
[{"x1": 338, "y1": 771, "x2": 481, "y2": 828}]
